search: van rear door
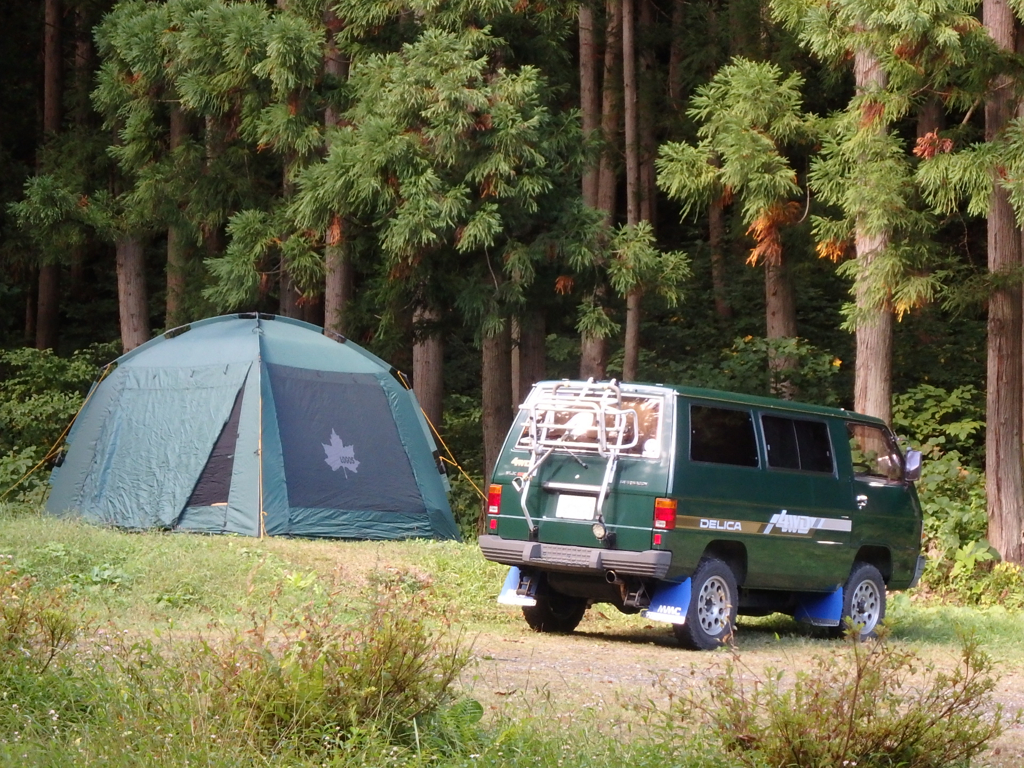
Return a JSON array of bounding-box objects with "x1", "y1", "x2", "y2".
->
[{"x1": 501, "y1": 382, "x2": 673, "y2": 552}]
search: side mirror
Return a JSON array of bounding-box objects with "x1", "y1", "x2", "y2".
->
[{"x1": 904, "y1": 449, "x2": 923, "y2": 482}]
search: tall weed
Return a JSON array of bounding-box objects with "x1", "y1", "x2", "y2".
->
[
  {"x1": 175, "y1": 585, "x2": 473, "y2": 754},
  {"x1": 663, "y1": 629, "x2": 1013, "y2": 768}
]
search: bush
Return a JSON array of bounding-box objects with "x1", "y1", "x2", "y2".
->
[
  {"x1": 0, "y1": 342, "x2": 118, "y2": 503},
  {"x1": 0, "y1": 563, "x2": 95, "y2": 743},
  {"x1": 891, "y1": 384, "x2": 987, "y2": 554},
  {"x1": 639, "y1": 336, "x2": 841, "y2": 406},
  {"x1": 666, "y1": 629, "x2": 1011, "y2": 768},
  {"x1": 174, "y1": 586, "x2": 474, "y2": 754}
]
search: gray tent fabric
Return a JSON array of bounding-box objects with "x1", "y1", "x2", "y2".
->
[{"x1": 47, "y1": 314, "x2": 460, "y2": 541}]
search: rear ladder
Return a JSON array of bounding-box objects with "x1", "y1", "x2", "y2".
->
[{"x1": 511, "y1": 379, "x2": 640, "y2": 535}]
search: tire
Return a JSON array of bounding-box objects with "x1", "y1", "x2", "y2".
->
[
  {"x1": 834, "y1": 562, "x2": 886, "y2": 640},
  {"x1": 522, "y1": 587, "x2": 588, "y2": 633},
  {"x1": 674, "y1": 558, "x2": 738, "y2": 650}
]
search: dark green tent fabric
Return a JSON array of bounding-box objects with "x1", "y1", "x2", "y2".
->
[{"x1": 47, "y1": 314, "x2": 459, "y2": 541}]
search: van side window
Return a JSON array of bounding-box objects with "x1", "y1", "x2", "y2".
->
[
  {"x1": 690, "y1": 405, "x2": 759, "y2": 467},
  {"x1": 847, "y1": 422, "x2": 903, "y2": 481},
  {"x1": 762, "y1": 415, "x2": 834, "y2": 473}
]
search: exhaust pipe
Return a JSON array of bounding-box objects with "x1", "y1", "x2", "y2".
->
[{"x1": 606, "y1": 570, "x2": 623, "y2": 585}]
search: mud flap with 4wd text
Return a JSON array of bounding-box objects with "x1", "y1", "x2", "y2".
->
[{"x1": 642, "y1": 579, "x2": 692, "y2": 624}]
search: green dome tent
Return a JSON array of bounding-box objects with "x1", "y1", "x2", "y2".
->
[{"x1": 46, "y1": 313, "x2": 460, "y2": 540}]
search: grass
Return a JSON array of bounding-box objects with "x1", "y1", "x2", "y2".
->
[{"x1": 0, "y1": 509, "x2": 1022, "y2": 767}]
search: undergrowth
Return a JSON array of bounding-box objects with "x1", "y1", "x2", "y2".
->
[{"x1": 654, "y1": 627, "x2": 1016, "y2": 768}]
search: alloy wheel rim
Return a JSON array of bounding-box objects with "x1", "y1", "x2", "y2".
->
[
  {"x1": 850, "y1": 579, "x2": 881, "y2": 633},
  {"x1": 697, "y1": 575, "x2": 730, "y2": 635}
]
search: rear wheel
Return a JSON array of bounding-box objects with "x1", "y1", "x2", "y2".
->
[
  {"x1": 522, "y1": 587, "x2": 588, "y2": 633},
  {"x1": 833, "y1": 562, "x2": 886, "y2": 640},
  {"x1": 674, "y1": 557, "x2": 738, "y2": 650}
]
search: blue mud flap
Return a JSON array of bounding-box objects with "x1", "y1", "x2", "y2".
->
[
  {"x1": 793, "y1": 586, "x2": 843, "y2": 627},
  {"x1": 642, "y1": 579, "x2": 692, "y2": 625},
  {"x1": 497, "y1": 566, "x2": 538, "y2": 607}
]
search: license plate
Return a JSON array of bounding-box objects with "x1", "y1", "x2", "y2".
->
[{"x1": 555, "y1": 494, "x2": 597, "y2": 520}]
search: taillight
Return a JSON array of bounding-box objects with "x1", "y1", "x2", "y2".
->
[
  {"x1": 653, "y1": 497, "x2": 677, "y2": 530},
  {"x1": 487, "y1": 484, "x2": 503, "y2": 515}
]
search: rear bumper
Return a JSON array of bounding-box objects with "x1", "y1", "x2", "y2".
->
[{"x1": 479, "y1": 535, "x2": 672, "y2": 579}]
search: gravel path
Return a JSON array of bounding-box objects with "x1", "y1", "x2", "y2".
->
[{"x1": 461, "y1": 613, "x2": 1024, "y2": 767}]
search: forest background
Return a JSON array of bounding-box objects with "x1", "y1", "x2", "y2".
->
[{"x1": 1, "y1": 0, "x2": 1023, "y2": 589}]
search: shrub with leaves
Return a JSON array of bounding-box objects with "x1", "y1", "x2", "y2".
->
[
  {"x1": 184, "y1": 586, "x2": 474, "y2": 754},
  {"x1": 0, "y1": 343, "x2": 118, "y2": 504},
  {"x1": 0, "y1": 563, "x2": 92, "y2": 741},
  {"x1": 666, "y1": 630, "x2": 1011, "y2": 768}
]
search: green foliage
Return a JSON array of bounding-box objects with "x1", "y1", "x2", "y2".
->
[
  {"x1": 606, "y1": 221, "x2": 691, "y2": 306},
  {"x1": 0, "y1": 344, "x2": 118, "y2": 503},
  {"x1": 658, "y1": 58, "x2": 810, "y2": 226},
  {"x1": 175, "y1": 587, "x2": 472, "y2": 753},
  {"x1": 634, "y1": 335, "x2": 841, "y2": 406},
  {"x1": 667, "y1": 630, "x2": 1011, "y2": 768},
  {"x1": 0, "y1": 564, "x2": 91, "y2": 743},
  {"x1": 891, "y1": 384, "x2": 985, "y2": 553},
  {"x1": 0, "y1": 565, "x2": 78, "y2": 675}
]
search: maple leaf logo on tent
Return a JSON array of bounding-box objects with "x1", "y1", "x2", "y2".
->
[{"x1": 322, "y1": 429, "x2": 360, "y2": 477}]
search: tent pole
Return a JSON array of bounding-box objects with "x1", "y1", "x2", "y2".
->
[{"x1": 258, "y1": 341, "x2": 266, "y2": 539}]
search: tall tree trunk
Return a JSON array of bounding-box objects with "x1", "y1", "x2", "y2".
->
[
  {"x1": 638, "y1": 0, "x2": 657, "y2": 228},
  {"x1": 916, "y1": 95, "x2": 944, "y2": 139},
  {"x1": 513, "y1": 310, "x2": 546, "y2": 406},
  {"x1": 580, "y1": 3, "x2": 600, "y2": 208},
  {"x1": 35, "y1": 266, "x2": 60, "y2": 351},
  {"x1": 580, "y1": 326, "x2": 608, "y2": 380},
  {"x1": 984, "y1": 0, "x2": 1024, "y2": 563},
  {"x1": 581, "y1": 1, "x2": 622, "y2": 379},
  {"x1": 116, "y1": 236, "x2": 150, "y2": 351},
  {"x1": 166, "y1": 106, "x2": 189, "y2": 330},
  {"x1": 69, "y1": 4, "x2": 93, "y2": 296},
  {"x1": 482, "y1": 322, "x2": 513, "y2": 487},
  {"x1": 852, "y1": 49, "x2": 893, "y2": 425},
  {"x1": 24, "y1": 268, "x2": 37, "y2": 345},
  {"x1": 323, "y1": 7, "x2": 352, "y2": 338},
  {"x1": 622, "y1": 0, "x2": 641, "y2": 382},
  {"x1": 668, "y1": 0, "x2": 686, "y2": 109},
  {"x1": 597, "y1": 0, "x2": 622, "y2": 222},
  {"x1": 43, "y1": 0, "x2": 62, "y2": 137},
  {"x1": 36, "y1": 0, "x2": 63, "y2": 350},
  {"x1": 709, "y1": 186, "x2": 732, "y2": 321},
  {"x1": 765, "y1": 258, "x2": 798, "y2": 397},
  {"x1": 279, "y1": 154, "x2": 301, "y2": 318},
  {"x1": 203, "y1": 115, "x2": 226, "y2": 259},
  {"x1": 413, "y1": 305, "x2": 445, "y2": 431}
]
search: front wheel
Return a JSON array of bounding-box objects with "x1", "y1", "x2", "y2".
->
[
  {"x1": 834, "y1": 562, "x2": 886, "y2": 640},
  {"x1": 522, "y1": 588, "x2": 588, "y2": 633},
  {"x1": 674, "y1": 557, "x2": 738, "y2": 650}
]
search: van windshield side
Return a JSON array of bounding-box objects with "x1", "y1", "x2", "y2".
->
[{"x1": 847, "y1": 422, "x2": 903, "y2": 481}]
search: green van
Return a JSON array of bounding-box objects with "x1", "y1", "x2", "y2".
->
[{"x1": 479, "y1": 379, "x2": 925, "y2": 649}]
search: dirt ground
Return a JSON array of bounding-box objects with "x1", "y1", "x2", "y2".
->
[{"x1": 460, "y1": 611, "x2": 1024, "y2": 767}]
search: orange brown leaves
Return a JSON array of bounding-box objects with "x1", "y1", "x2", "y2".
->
[
  {"x1": 913, "y1": 131, "x2": 953, "y2": 160},
  {"x1": 816, "y1": 238, "x2": 850, "y2": 263},
  {"x1": 860, "y1": 100, "x2": 885, "y2": 129},
  {"x1": 555, "y1": 275, "x2": 574, "y2": 295},
  {"x1": 746, "y1": 202, "x2": 801, "y2": 267}
]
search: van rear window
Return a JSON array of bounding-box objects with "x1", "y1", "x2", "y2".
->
[
  {"x1": 762, "y1": 415, "x2": 834, "y2": 474},
  {"x1": 515, "y1": 390, "x2": 663, "y2": 457},
  {"x1": 690, "y1": 405, "x2": 758, "y2": 467}
]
